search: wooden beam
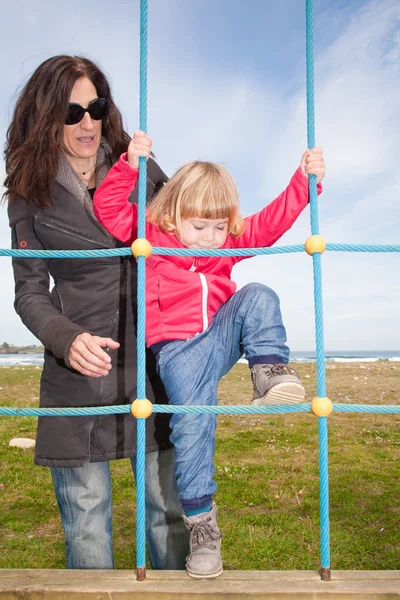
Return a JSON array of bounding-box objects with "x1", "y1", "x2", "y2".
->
[{"x1": 0, "y1": 569, "x2": 399, "y2": 599}]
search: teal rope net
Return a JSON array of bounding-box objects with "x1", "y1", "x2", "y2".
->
[
  {"x1": 1, "y1": 0, "x2": 398, "y2": 582},
  {"x1": 1, "y1": 403, "x2": 399, "y2": 418},
  {"x1": 1, "y1": 243, "x2": 399, "y2": 259}
]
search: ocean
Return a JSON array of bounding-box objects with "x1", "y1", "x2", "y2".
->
[
  {"x1": 242, "y1": 350, "x2": 400, "y2": 364},
  {"x1": 0, "y1": 350, "x2": 399, "y2": 368},
  {"x1": 290, "y1": 350, "x2": 400, "y2": 363},
  {"x1": 0, "y1": 353, "x2": 44, "y2": 367}
]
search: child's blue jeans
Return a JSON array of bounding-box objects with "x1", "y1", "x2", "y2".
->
[{"x1": 156, "y1": 282, "x2": 289, "y2": 510}]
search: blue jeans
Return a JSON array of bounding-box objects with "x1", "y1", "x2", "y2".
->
[
  {"x1": 51, "y1": 447, "x2": 190, "y2": 569},
  {"x1": 156, "y1": 283, "x2": 289, "y2": 507}
]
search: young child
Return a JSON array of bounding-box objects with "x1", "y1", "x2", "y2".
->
[{"x1": 93, "y1": 132, "x2": 325, "y2": 579}]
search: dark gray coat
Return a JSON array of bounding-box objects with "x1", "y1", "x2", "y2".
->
[{"x1": 8, "y1": 157, "x2": 171, "y2": 467}]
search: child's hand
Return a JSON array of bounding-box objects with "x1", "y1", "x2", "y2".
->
[
  {"x1": 127, "y1": 130, "x2": 152, "y2": 169},
  {"x1": 300, "y1": 147, "x2": 325, "y2": 184}
]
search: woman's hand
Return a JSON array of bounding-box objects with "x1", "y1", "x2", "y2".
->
[
  {"x1": 300, "y1": 147, "x2": 325, "y2": 184},
  {"x1": 68, "y1": 332, "x2": 120, "y2": 377},
  {"x1": 127, "y1": 130, "x2": 152, "y2": 169}
]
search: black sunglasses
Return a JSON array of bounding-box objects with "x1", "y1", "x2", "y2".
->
[{"x1": 65, "y1": 98, "x2": 108, "y2": 125}]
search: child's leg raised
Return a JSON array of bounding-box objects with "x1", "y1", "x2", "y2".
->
[{"x1": 210, "y1": 282, "x2": 305, "y2": 405}]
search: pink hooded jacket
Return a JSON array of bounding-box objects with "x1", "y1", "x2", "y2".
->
[{"x1": 94, "y1": 155, "x2": 321, "y2": 347}]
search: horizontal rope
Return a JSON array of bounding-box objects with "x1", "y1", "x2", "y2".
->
[
  {"x1": 0, "y1": 405, "x2": 130, "y2": 416},
  {"x1": 152, "y1": 245, "x2": 305, "y2": 257},
  {"x1": 151, "y1": 404, "x2": 312, "y2": 414},
  {"x1": 0, "y1": 404, "x2": 310, "y2": 416},
  {"x1": 1, "y1": 243, "x2": 399, "y2": 260},
  {"x1": 0, "y1": 248, "x2": 132, "y2": 259},
  {"x1": 326, "y1": 244, "x2": 400, "y2": 253},
  {"x1": 0, "y1": 403, "x2": 399, "y2": 417},
  {"x1": 332, "y1": 403, "x2": 400, "y2": 414},
  {"x1": 0, "y1": 246, "x2": 303, "y2": 258}
]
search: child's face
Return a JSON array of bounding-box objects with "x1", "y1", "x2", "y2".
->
[{"x1": 178, "y1": 218, "x2": 229, "y2": 249}]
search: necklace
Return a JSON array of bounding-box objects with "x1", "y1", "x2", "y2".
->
[{"x1": 79, "y1": 163, "x2": 96, "y2": 176}]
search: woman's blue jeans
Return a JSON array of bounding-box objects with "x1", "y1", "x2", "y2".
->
[
  {"x1": 156, "y1": 283, "x2": 289, "y2": 507},
  {"x1": 51, "y1": 447, "x2": 189, "y2": 569}
]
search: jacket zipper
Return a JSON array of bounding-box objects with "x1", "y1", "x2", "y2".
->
[
  {"x1": 189, "y1": 258, "x2": 198, "y2": 272},
  {"x1": 198, "y1": 273, "x2": 209, "y2": 331},
  {"x1": 189, "y1": 260, "x2": 208, "y2": 331},
  {"x1": 36, "y1": 219, "x2": 112, "y2": 248},
  {"x1": 98, "y1": 257, "x2": 128, "y2": 404}
]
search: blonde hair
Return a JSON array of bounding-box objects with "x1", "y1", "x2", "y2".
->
[{"x1": 147, "y1": 161, "x2": 246, "y2": 237}]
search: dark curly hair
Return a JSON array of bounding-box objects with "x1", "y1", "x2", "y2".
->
[{"x1": 3, "y1": 55, "x2": 131, "y2": 207}]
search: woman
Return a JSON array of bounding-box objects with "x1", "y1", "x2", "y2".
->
[{"x1": 3, "y1": 55, "x2": 189, "y2": 570}]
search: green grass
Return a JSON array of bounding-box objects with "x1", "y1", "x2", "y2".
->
[{"x1": 0, "y1": 363, "x2": 399, "y2": 570}]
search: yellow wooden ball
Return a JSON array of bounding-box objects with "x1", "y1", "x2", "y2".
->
[
  {"x1": 131, "y1": 238, "x2": 152, "y2": 258},
  {"x1": 311, "y1": 397, "x2": 333, "y2": 417},
  {"x1": 131, "y1": 399, "x2": 153, "y2": 419},
  {"x1": 305, "y1": 235, "x2": 326, "y2": 255}
]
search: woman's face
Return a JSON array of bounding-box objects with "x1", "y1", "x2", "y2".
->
[{"x1": 63, "y1": 76, "x2": 102, "y2": 161}]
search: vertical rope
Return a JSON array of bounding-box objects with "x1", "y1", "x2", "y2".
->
[
  {"x1": 318, "y1": 416, "x2": 331, "y2": 570},
  {"x1": 305, "y1": 0, "x2": 331, "y2": 575},
  {"x1": 138, "y1": 0, "x2": 148, "y2": 240},
  {"x1": 305, "y1": 0, "x2": 319, "y2": 236},
  {"x1": 136, "y1": 0, "x2": 149, "y2": 576},
  {"x1": 313, "y1": 253, "x2": 326, "y2": 398}
]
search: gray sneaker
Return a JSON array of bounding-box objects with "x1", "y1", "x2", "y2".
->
[
  {"x1": 251, "y1": 363, "x2": 305, "y2": 405},
  {"x1": 183, "y1": 502, "x2": 223, "y2": 579}
]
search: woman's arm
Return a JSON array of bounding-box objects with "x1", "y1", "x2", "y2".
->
[
  {"x1": 11, "y1": 215, "x2": 84, "y2": 356},
  {"x1": 9, "y1": 210, "x2": 117, "y2": 376}
]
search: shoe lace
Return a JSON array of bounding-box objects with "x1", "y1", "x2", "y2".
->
[
  {"x1": 258, "y1": 363, "x2": 300, "y2": 378},
  {"x1": 187, "y1": 517, "x2": 222, "y2": 552}
]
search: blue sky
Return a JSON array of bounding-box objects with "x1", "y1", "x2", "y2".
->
[{"x1": 0, "y1": 0, "x2": 399, "y2": 350}]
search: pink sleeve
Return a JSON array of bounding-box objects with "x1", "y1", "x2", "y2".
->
[
  {"x1": 232, "y1": 168, "x2": 322, "y2": 252},
  {"x1": 93, "y1": 153, "x2": 139, "y2": 243}
]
